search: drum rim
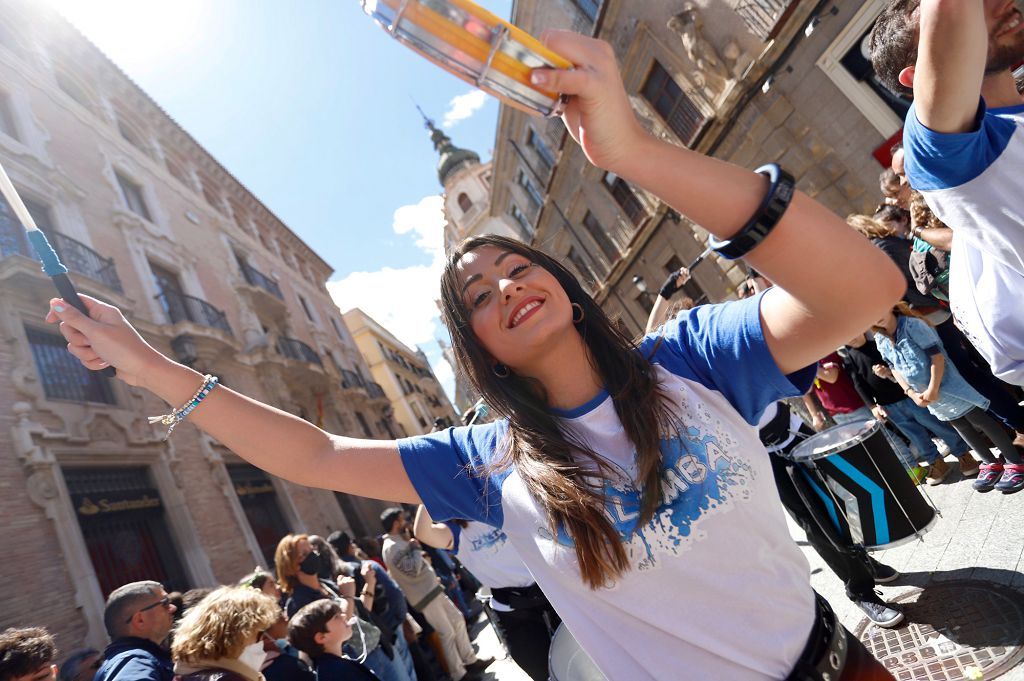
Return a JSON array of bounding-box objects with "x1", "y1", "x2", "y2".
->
[
  {"x1": 788, "y1": 419, "x2": 881, "y2": 461},
  {"x1": 863, "y1": 509, "x2": 938, "y2": 550}
]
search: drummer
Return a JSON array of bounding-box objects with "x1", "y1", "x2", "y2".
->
[
  {"x1": 46, "y1": 31, "x2": 905, "y2": 680},
  {"x1": 413, "y1": 506, "x2": 559, "y2": 681},
  {"x1": 758, "y1": 401, "x2": 905, "y2": 629}
]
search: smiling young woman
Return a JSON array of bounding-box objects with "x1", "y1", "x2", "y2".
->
[{"x1": 45, "y1": 30, "x2": 903, "y2": 681}]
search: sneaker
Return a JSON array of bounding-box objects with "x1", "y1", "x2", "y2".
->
[
  {"x1": 465, "y1": 656, "x2": 494, "y2": 674},
  {"x1": 853, "y1": 594, "x2": 904, "y2": 628},
  {"x1": 926, "y1": 458, "x2": 951, "y2": 486},
  {"x1": 870, "y1": 560, "x2": 900, "y2": 584},
  {"x1": 994, "y1": 463, "x2": 1024, "y2": 494},
  {"x1": 908, "y1": 465, "x2": 928, "y2": 485},
  {"x1": 957, "y1": 453, "x2": 980, "y2": 477},
  {"x1": 974, "y1": 462, "x2": 1004, "y2": 492}
]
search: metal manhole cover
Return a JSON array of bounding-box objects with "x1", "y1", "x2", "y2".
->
[{"x1": 854, "y1": 581, "x2": 1024, "y2": 679}]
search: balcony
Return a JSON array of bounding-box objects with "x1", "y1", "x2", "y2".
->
[
  {"x1": 156, "y1": 290, "x2": 233, "y2": 336},
  {"x1": 365, "y1": 381, "x2": 386, "y2": 400},
  {"x1": 50, "y1": 232, "x2": 123, "y2": 292},
  {"x1": 236, "y1": 258, "x2": 287, "y2": 324},
  {"x1": 340, "y1": 368, "x2": 364, "y2": 391},
  {"x1": 239, "y1": 260, "x2": 283, "y2": 299},
  {"x1": 735, "y1": 0, "x2": 794, "y2": 40},
  {"x1": 277, "y1": 336, "x2": 322, "y2": 365}
]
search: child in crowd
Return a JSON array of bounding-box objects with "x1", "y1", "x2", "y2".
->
[
  {"x1": 872, "y1": 305, "x2": 1023, "y2": 493},
  {"x1": 288, "y1": 601, "x2": 377, "y2": 681}
]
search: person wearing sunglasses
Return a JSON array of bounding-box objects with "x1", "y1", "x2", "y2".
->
[{"x1": 95, "y1": 582, "x2": 177, "y2": 681}]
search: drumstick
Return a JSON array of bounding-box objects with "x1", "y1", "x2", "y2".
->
[
  {"x1": 686, "y1": 246, "x2": 712, "y2": 271},
  {"x1": 0, "y1": 160, "x2": 116, "y2": 378}
]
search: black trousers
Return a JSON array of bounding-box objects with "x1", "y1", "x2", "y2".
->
[
  {"x1": 769, "y1": 428, "x2": 877, "y2": 600},
  {"x1": 490, "y1": 602, "x2": 561, "y2": 681}
]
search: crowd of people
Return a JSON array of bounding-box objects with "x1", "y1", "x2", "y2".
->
[
  {"x1": 1, "y1": 520, "x2": 506, "y2": 681},
  {"x1": 4, "y1": 2, "x2": 1023, "y2": 680}
]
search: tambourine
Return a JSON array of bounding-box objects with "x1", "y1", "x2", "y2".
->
[{"x1": 360, "y1": 0, "x2": 573, "y2": 116}]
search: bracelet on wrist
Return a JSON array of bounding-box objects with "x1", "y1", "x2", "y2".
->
[
  {"x1": 148, "y1": 374, "x2": 219, "y2": 440},
  {"x1": 708, "y1": 163, "x2": 795, "y2": 260}
]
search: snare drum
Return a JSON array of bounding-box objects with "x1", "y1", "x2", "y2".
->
[
  {"x1": 787, "y1": 419, "x2": 936, "y2": 550},
  {"x1": 360, "y1": 0, "x2": 572, "y2": 116},
  {"x1": 548, "y1": 624, "x2": 606, "y2": 681}
]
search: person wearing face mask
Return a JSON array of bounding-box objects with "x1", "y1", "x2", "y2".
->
[
  {"x1": 170, "y1": 586, "x2": 279, "y2": 681},
  {"x1": 274, "y1": 535, "x2": 411, "y2": 681}
]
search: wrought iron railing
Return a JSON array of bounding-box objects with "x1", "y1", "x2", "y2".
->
[
  {"x1": 239, "y1": 260, "x2": 283, "y2": 300},
  {"x1": 27, "y1": 327, "x2": 116, "y2": 403},
  {"x1": 735, "y1": 0, "x2": 792, "y2": 40},
  {"x1": 365, "y1": 381, "x2": 386, "y2": 399},
  {"x1": 277, "y1": 336, "x2": 322, "y2": 365},
  {"x1": 50, "y1": 232, "x2": 123, "y2": 292},
  {"x1": 340, "y1": 369, "x2": 364, "y2": 390},
  {"x1": 155, "y1": 290, "x2": 233, "y2": 336}
]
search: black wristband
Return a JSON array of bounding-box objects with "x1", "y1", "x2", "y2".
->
[
  {"x1": 658, "y1": 272, "x2": 681, "y2": 300},
  {"x1": 708, "y1": 163, "x2": 795, "y2": 260}
]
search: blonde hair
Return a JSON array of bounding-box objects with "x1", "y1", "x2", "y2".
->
[
  {"x1": 274, "y1": 534, "x2": 308, "y2": 595},
  {"x1": 171, "y1": 586, "x2": 279, "y2": 663},
  {"x1": 846, "y1": 214, "x2": 897, "y2": 240},
  {"x1": 909, "y1": 190, "x2": 947, "y2": 232}
]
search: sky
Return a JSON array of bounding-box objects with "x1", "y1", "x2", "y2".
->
[{"x1": 43, "y1": 0, "x2": 514, "y2": 399}]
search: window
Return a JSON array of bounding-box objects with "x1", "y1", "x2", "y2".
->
[
  {"x1": 199, "y1": 176, "x2": 224, "y2": 214},
  {"x1": 117, "y1": 117, "x2": 148, "y2": 156},
  {"x1": 641, "y1": 61, "x2": 706, "y2": 145},
  {"x1": 115, "y1": 172, "x2": 152, "y2": 221},
  {"x1": 27, "y1": 327, "x2": 116, "y2": 403},
  {"x1": 567, "y1": 247, "x2": 596, "y2": 287},
  {"x1": 508, "y1": 202, "x2": 532, "y2": 235},
  {"x1": 355, "y1": 411, "x2": 374, "y2": 438},
  {"x1": 570, "y1": 0, "x2": 600, "y2": 22},
  {"x1": 526, "y1": 128, "x2": 555, "y2": 173},
  {"x1": 228, "y1": 463, "x2": 291, "y2": 566},
  {"x1": 22, "y1": 197, "x2": 55, "y2": 234},
  {"x1": 664, "y1": 255, "x2": 684, "y2": 274},
  {"x1": 457, "y1": 193, "x2": 473, "y2": 213},
  {"x1": 297, "y1": 294, "x2": 315, "y2": 323},
  {"x1": 330, "y1": 317, "x2": 345, "y2": 341},
  {"x1": 516, "y1": 169, "x2": 544, "y2": 213},
  {"x1": 736, "y1": 0, "x2": 793, "y2": 41},
  {"x1": 0, "y1": 192, "x2": 31, "y2": 258},
  {"x1": 602, "y1": 172, "x2": 647, "y2": 226},
  {"x1": 582, "y1": 210, "x2": 618, "y2": 261},
  {"x1": 0, "y1": 92, "x2": 18, "y2": 141},
  {"x1": 55, "y1": 70, "x2": 93, "y2": 110}
]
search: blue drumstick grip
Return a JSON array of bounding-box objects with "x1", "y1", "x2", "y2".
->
[{"x1": 26, "y1": 229, "x2": 68, "y2": 276}]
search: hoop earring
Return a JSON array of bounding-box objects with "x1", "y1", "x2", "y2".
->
[
  {"x1": 571, "y1": 302, "x2": 585, "y2": 324},
  {"x1": 492, "y1": 363, "x2": 510, "y2": 378}
]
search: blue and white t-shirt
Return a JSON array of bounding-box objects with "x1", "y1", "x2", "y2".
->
[
  {"x1": 903, "y1": 99, "x2": 1024, "y2": 385},
  {"x1": 447, "y1": 521, "x2": 535, "y2": 595},
  {"x1": 399, "y1": 293, "x2": 816, "y2": 681}
]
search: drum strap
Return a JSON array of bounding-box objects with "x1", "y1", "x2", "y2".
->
[
  {"x1": 759, "y1": 401, "x2": 792, "y2": 448},
  {"x1": 491, "y1": 583, "x2": 549, "y2": 610},
  {"x1": 785, "y1": 593, "x2": 848, "y2": 681}
]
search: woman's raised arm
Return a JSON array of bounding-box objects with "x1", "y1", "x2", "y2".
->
[
  {"x1": 536, "y1": 32, "x2": 905, "y2": 374},
  {"x1": 46, "y1": 295, "x2": 420, "y2": 503}
]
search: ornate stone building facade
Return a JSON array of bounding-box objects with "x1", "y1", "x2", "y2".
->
[
  {"x1": 0, "y1": 0, "x2": 397, "y2": 652},
  {"x1": 490, "y1": 0, "x2": 905, "y2": 333},
  {"x1": 343, "y1": 308, "x2": 459, "y2": 436}
]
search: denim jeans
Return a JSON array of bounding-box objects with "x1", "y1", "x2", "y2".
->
[
  {"x1": 392, "y1": 624, "x2": 419, "y2": 681},
  {"x1": 883, "y1": 397, "x2": 969, "y2": 464},
  {"x1": 831, "y1": 407, "x2": 916, "y2": 469},
  {"x1": 365, "y1": 645, "x2": 415, "y2": 681}
]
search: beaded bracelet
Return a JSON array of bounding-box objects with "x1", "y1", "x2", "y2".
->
[{"x1": 148, "y1": 374, "x2": 219, "y2": 440}]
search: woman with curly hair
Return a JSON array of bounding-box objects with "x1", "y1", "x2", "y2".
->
[{"x1": 171, "y1": 586, "x2": 280, "y2": 681}]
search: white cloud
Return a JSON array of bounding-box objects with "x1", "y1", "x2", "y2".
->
[
  {"x1": 328, "y1": 195, "x2": 458, "y2": 400},
  {"x1": 442, "y1": 90, "x2": 487, "y2": 129}
]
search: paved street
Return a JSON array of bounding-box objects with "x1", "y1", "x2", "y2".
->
[{"x1": 471, "y1": 451, "x2": 1024, "y2": 681}]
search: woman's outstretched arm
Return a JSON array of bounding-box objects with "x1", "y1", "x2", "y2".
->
[
  {"x1": 536, "y1": 32, "x2": 905, "y2": 374},
  {"x1": 46, "y1": 295, "x2": 420, "y2": 503}
]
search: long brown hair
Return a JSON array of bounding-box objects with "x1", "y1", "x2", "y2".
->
[
  {"x1": 439, "y1": 235, "x2": 673, "y2": 589},
  {"x1": 273, "y1": 533, "x2": 308, "y2": 594}
]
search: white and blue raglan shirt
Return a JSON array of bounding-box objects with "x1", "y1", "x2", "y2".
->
[
  {"x1": 398, "y1": 292, "x2": 817, "y2": 681},
  {"x1": 446, "y1": 521, "x2": 536, "y2": 605},
  {"x1": 903, "y1": 99, "x2": 1024, "y2": 385}
]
